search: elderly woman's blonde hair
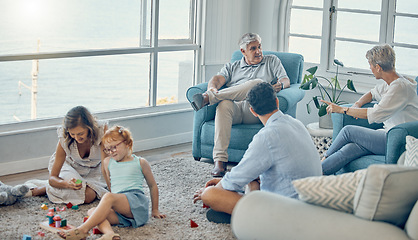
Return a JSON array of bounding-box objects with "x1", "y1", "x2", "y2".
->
[{"x1": 366, "y1": 44, "x2": 396, "y2": 71}]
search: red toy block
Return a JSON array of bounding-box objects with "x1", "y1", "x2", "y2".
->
[
  {"x1": 190, "y1": 219, "x2": 198, "y2": 228},
  {"x1": 83, "y1": 216, "x2": 89, "y2": 223},
  {"x1": 37, "y1": 231, "x2": 45, "y2": 237},
  {"x1": 93, "y1": 228, "x2": 102, "y2": 234},
  {"x1": 203, "y1": 203, "x2": 210, "y2": 209},
  {"x1": 66, "y1": 202, "x2": 73, "y2": 208}
]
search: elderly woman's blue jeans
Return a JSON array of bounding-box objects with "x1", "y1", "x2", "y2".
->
[{"x1": 322, "y1": 125, "x2": 386, "y2": 175}]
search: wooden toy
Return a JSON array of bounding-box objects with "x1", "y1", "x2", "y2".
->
[
  {"x1": 190, "y1": 219, "x2": 198, "y2": 228},
  {"x1": 53, "y1": 215, "x2": 62, "y2": 228},
  {"x1": 39, "y1": 221, "x2": 75, "y2": 233},
  {"x1": 22, "y1": 235, "x2": 31, "y2": 240},
  {"x1": 71, "y1": 205, "x2": 79, "y2": 210},
  {"x1": 37, "y1": 231, "x2": 45, "y2": 237},
  {"x1": 203, "y1": 203, "x2": 210, "y2": 209},
  {"x1": 66, "y1": 202, "x2": 73, "y2": 208},
  {"x1": 75, "y1": 179, "x2": 82, "y2": 185},
  {"x1": 83, "y1": 216, "x2": 89, "y2": 222},
  {"x1": 93, "y1": 228, "x2": 102, "y2": 234},
  {"x1": 61, "y1": 219, "x2": 67, "y2": 227},
  {"x1": 40, "y1": 204, "x2": 48, "y2": 210}
]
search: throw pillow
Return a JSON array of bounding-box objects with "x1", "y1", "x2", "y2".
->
[
  {"x1": 292, "y1": 169, "x2": 366, "y2": 213},
  {"x1": 405, "y1": 135, "x2": 418, "y2": 167},
  {"x1": 353, "y1": 164, "x2": 418, "y2": 227}
]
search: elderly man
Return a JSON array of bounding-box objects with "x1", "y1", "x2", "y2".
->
[
  {"x1": 193, "y1": 82, "x2": 322, "y2": 223},
  {"x1": 191, "y1": 33, "x2": 290, "y2": 177}
]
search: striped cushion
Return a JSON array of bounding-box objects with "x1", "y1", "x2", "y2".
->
[
  {"x1": 405, "y1": 135, "x2": 418, "y2": 167},
  {"x1": 292, "y1": 169, "x2": 366, "y2": 213}
]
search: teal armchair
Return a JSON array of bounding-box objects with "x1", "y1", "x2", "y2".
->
[{"x1": 186, "y1": 51, "x2": 305, "y2": 162}]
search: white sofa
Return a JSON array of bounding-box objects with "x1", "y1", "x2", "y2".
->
[{"x1": 231, "y1": 164, "x2": 418, "y2": 240}]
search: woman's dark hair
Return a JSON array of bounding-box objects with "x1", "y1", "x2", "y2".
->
[
  {"x1": 247, "y1": 82, "x2": 278, "y2": 115},
  {"x1": 62, "y1": 106, "x2": 100, "y2": 148}
]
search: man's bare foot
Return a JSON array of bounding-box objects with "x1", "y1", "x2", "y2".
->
[{"x1": 211, "y1": 161, "x2": 226, "y2": 177}]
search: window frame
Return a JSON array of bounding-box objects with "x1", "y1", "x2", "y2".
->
[
  {"x1": 286, "y1": 0, "x2": 418, "y2": 92},
  {"x1": 0, "y1": 0, "x2": 200, "y2": 127}
]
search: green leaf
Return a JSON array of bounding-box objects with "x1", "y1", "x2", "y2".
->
[
  {"x1": 318, "y1": 104, "x2": 328, "y2": 117},
  {"x1": 300, "y1": 82, "x2": 311, "y2": 90},
  {"x1": 306, "y1": 66, "x2": 318, "y2": 75},
  {"x1": 313, "y1": 96, "x2": 320, "y2": 109},
  {"x1": 347, "y1": 79, "x2": 357, "y2": 92},
  {"x1": 306, "y1": 103, "x2": 311, "y2": 114},
  {"x1": 311, "y1": 77, "x2": 318, "y2": 89}
]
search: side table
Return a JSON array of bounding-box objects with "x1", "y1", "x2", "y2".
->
[{"x1": 306, "y1": 122, "x2": 333, "y2": 158}]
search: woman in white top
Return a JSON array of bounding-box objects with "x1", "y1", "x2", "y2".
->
[
  {"x1": 37, "y1": 106, "x2": 108, "y2": 205},
  {"x1": 321, "y1": 44, "x2": 418, "y2": 175}
]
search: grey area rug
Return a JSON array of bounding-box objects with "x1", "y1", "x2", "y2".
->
[{"x1": 0, "y1": 157, "x2": 236, "y2": 240}]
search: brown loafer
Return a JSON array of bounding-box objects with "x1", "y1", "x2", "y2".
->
[{"x1": 211, "y1": 161, "x2": 227, "y2": 177}]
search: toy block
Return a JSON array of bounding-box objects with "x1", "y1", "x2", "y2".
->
[
  {"x1": 190, "y1": 219, "x2": 198, "y2": 228},
  {"x1": 203, "y1": 203, "x2": 210, "y2": 209},
  {"x1": 61, "y1": 219, "x2": 67, "y2": 227},
  {"x1": 66, "y1": 202, "x2": 73, "y2": 208},
  {"x1": 37, "y1": 231, "x2": 45, "y2": 237},
  {"x1": 57, "y1": 206, "x2": 66, "y2": 212},
  {"x1": 41, "y1": 204, "x2": 48, "y2": 210},
  {"x1": 39, "y1": 221, "x2": 75, "y2": 234},
  {"x1": 83, "y1": 216, "x2": 89, "y2": 222},
  {"x1": 71, "y1": 205, "x2": 79, "y2": 210},
  {"x1": 93, "y1": 228, "x2": 102, "y2": 234},
  {"x1": 22, "y1": 235, "x2": 32, "y2": 240},
  {"x1": 75, "y1": 179, "x2": 82, "y2": 185}
]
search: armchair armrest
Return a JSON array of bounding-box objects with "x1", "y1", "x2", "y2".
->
[
  {"x1": 386, "y1": 121, "x2": 418, "y2": 164},
  {"x1": 277, "y1": 84, "x2": 305, "y2": 113},
  {"x1": 331, "y1": 102, "x2": 384, "y2": 140},
  {"x1": 186, "y1": 82, "x2": 217, "y2": 122}
]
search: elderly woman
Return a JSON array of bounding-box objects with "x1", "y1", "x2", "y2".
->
[{"x1": 321, "y1": 44, "x2": 418, "y2": 175}]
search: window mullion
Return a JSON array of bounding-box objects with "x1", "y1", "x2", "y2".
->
[
  {"x1": 381, "y1": 0, "x2": 394, "y2": 44},
  {"x1": 322, "y1": 0, "x2": 334, "y2": 72},
  {"x1": 149, "y1": 0, "x2": 159, "y2": 107}
]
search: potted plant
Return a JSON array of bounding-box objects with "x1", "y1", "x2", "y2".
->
[{"x1": 300, "y1": 59, "x2": 357, "y2": 128}]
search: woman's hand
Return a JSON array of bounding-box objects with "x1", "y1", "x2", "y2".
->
[
  {"x1": 66, "y1": 178, "x2": 82, "y2": 190},
  {"x1": 321, "y1": 100, "x2": 343, "y2": 114}
]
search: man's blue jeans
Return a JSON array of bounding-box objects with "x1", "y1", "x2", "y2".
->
[{"x1": 322, "y1": 125, "x2": 386, "y2": 175}]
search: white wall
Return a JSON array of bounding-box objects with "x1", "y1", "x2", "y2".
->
[{"x1": 0, "y1": 104, "x2": 193, "y2": 176}]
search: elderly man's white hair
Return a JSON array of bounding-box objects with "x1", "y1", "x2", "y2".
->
[{"x1": 238, "y1": 33, "x2": 262, "y2": 50}]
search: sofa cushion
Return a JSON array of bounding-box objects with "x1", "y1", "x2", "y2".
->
[
  {"x1": 405, "y1": 200, "x2": 418, "y2": 240},
  {"x1": 405, "y1": 135, "x2": 418, "y2": 167},
  {"x1": 292, "y1": 169, "x2": 366, "y2": 213},
  {"x1": 353, "y1": 164, "x2": 418, "y2": 227}
]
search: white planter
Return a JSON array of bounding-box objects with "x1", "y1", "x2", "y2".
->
[{"x1": 319, "y1": 114, "x2": 333, "y2": 129}]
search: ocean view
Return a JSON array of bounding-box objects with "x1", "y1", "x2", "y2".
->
[{"x1": 0, "y1": 0, "x2": 193, "y2": 124}]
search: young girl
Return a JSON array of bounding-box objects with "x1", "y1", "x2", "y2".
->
[{"x1": 58, "y1": 126, "x2": 166, "y2": 240}]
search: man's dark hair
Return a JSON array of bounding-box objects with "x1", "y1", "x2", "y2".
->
[{"x1": 247, "y1": 82, "x2": 278, "y2": 115}]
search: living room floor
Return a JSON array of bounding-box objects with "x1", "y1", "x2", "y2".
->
[{"x1": 0, "y1": 142, "x2": 193, "y2": 186}]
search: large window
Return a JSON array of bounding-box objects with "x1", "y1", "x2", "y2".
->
[
  {"x1": 288, "y1": 0, "x2": 418, "y2": 78},
  {"x1": 0, "y1": 0, "x2": 198, "y2": 124}
]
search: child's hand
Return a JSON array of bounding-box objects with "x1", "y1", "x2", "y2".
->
[{"x1": 152, "y1": 210, "x2": 166, "y2": 219}]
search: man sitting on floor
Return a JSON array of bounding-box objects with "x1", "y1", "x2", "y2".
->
[{"x1": 193, "y1": 82, "x2": 322, "y2": 223}]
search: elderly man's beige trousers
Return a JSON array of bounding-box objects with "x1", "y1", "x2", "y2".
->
[{"x1": 206, "y1": 79, "x2": 263, "y2": 163}]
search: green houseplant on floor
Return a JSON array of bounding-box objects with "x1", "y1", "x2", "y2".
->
[{"x1": 300, "y1": 59, "x2": 357, "y2": 128}]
